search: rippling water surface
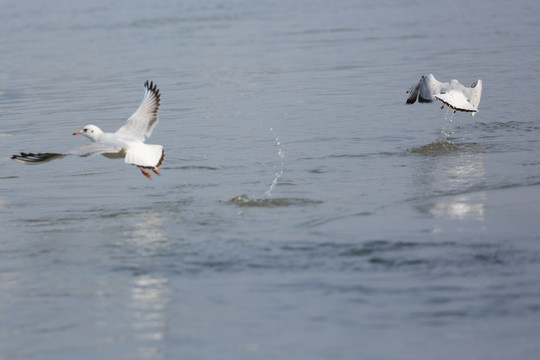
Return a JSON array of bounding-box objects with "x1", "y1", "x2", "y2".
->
[{"x1": 1, "y1": 0, "x2": 540, "y2": 359}]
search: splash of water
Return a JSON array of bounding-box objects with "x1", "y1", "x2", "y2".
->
[
  {"x1": 439, "y1": 108, "x2": 456, "y2": 141},
  {"x1": 228, "y1": 194, "x2": 322, "y2": 207},
  {"x1": 263, "y1": 128, "x2": 285, "y2": 199}
]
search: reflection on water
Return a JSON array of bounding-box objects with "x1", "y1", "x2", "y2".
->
[
  {"x1": 122, "y1": 210, "x2": 171, "y2": 356},
  {"x1": 414, "y1": 146, "x2": 487, "y2": 227},
  {"x1": 124, "y1": 210, "x2": 167, "y2": 244},
  {"x1": 436, "y1": 152, "x2": 486, "y2": 224},
  {"x1": 429, "y1": 193, "x2": 485, "y2": 221},
  {"x1": 129, "y1": 276, "x2": 171, "y2": 357},
  {"x1": 446, "y1": 153, "x2": 485, "y2": 185}
]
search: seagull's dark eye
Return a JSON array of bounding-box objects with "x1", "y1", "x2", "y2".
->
[{"x1": 84, "y1": 129, "x2": 88, "y2": 132}]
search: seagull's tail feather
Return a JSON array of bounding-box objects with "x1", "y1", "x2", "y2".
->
[
  {"x1": 125, "y1": 144, "x2": 164, "y2": 170},
  {"x1": 11, "y1": 152, "x2": 67, "y2": 164},
  {"x1": 434, "y1": 91, "x2": 478, "y2": 114}
]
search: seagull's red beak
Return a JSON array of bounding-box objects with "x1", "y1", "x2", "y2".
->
[{"x1": 73, "y1": 131, "x2": 83, "y2": 135}]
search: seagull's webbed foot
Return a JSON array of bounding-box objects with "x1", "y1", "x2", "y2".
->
[
  {"x1": 140, "y1": 168, "x2": 152, "y2": 180},
  {"x1": 441, "y1": 104, "x2": 445, "y2": 110},
  {"x1": 152, "y1": 168, "x2": 161, "y2": 176}
]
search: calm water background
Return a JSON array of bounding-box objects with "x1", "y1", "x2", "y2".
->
[{"x1": 1, "y1": 0, "x2": 540, "y2": 359}]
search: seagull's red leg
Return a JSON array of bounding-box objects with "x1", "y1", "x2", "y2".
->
[
  {"x1": 441, "y1": 104, "x2": 444, "y2": 109},
  {"x1": 140, "y1": 168, "x2": 152, "y2": 180},
  {"x1": 152, "y1": 168, "x2": 161, "y2": 176}
]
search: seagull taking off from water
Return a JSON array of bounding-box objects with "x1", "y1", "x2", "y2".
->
[
  {"x1": 11, "y1": 81, "x2": 164, "y2": 180},
  {"x1": 406, "y1": 74, "x2": 483, "y2": 116}
]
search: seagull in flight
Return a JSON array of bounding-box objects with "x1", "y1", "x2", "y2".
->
[
  {"x1": 406, "y1": 74, "x2": 483, "y2": 116},
  {"x1": 11, "y1": 81, "x2": 164, "y2": 180}
]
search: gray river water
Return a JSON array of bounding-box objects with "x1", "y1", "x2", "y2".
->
[{"x1": 1, "y1": 0, "x2": 540, "y2": 359}]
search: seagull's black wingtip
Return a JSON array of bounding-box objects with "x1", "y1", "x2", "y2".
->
[
  {"x1": 11, "y1": 152, "x2": 67, "y2": 164},
  {"x1": 143, "y1": 80, "x2": 161, "y2": 103}
]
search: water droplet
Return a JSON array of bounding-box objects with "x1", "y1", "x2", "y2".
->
[{"x1": 264, "y1": 128, "x2": 285, "y2": 199}]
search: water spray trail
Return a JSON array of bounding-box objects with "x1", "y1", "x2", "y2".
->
[
  {"x1": 439, "y1": 108, "x2": 456, "y2": 142},
  {"x1": 264, "y1": 127, "x2": 284, "y2": 199}
]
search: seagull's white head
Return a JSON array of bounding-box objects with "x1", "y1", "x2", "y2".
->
[{"x1": 73, "y1": 124, "x2": 103, "y2": 142}]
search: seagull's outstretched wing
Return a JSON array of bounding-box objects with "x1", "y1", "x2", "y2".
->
[
  {"x1": 406, "y1": 81, "x2": 421, "y2": 104},
  {"x1": 115, "y1": 81, "x2": 161, "y2": 142},
  {"x1": 465, "y1": 80, "x2": 483, "y2": 110},
  {"x1": 11, "y1": 143, "x2": 123, "y2": 164},
  {"x1": 69, "y1": 143, "x2": 123, "y2": 157},
  {"x1": 11, "y1": 152, "x2": 67, "y2": 164},
  {"x1": 406, "y1": 74, "x2": 440, "y2": 104}
]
